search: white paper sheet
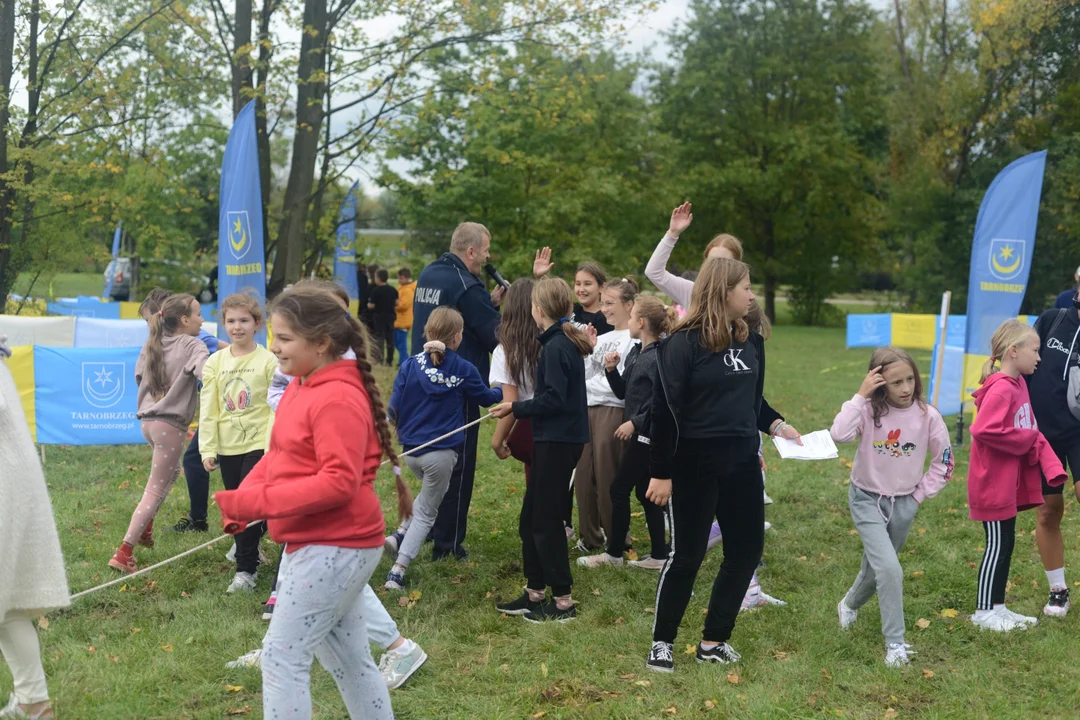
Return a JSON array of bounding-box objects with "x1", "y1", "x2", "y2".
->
[{"x1": 772, "y1": 430, "x2": 839, "y2": 461}]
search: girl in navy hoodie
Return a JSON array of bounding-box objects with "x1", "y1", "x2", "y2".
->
[{"x1": 384, "y1": 307, "x2": 502, "y2": 589}]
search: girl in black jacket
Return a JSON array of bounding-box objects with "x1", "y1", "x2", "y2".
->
[
  {"x1": 490, "y1": 277, "x2": 592, "y2": 623},
  {"x1": 645, "y1": 258, "x2": 801, "y2": 673}
]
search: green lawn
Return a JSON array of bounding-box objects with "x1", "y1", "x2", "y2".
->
[
  {"x1": 6, "y1": 327, "x2": 1080, "y2": 719},
  {"x1": 13, "y1": 272, "x2": 106, "y2": 301}
]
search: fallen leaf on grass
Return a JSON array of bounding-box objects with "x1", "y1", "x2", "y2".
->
[
  {"x1": 36, "y1": 617, "x2": 49, "y2": 630},
  {"x1": 771, "y1": 650, "x2": 789, "y2": 662},
  {"x1": 940, "y1": 608, "x2": 959, "y2": 618},
  {"x1": 88, "y1": 645, "x2": 96, "y2": 654},
  {"x1": 798, "y1": 555, "x2": 808, "y2": 561},
  {"x1": 627, "y1": 549, "x2": 638, "y2": 561},
  {"x1": 398, "y1": 597, "x2": 409, "y2": 607},
  {"x1": 117, "y1": 481, "x2": 130, "y2": 489},
  {"x1": 820, "y1": 668, "x2": 832, "y2": 681},
  {"x1": 226, "y1": 706, "x2": 252, "y2": 716},
  {"x1": 922, "y1": 669, "x2": 934, "y2": 678},
  {"x1": 408, "y1": 590, "x2": 422, "y2": 601},
  {"x1": 911, "y1": 571, "x2": 924, "y2": 577},
  {"x1": 618, "y1": 673, "x2": 636, "y2": 680},
  {"x1": 530, "y1": 713, "x2": 547, "y2": 719},
  {"x1": 109, "y1": 655, "x2": 119, "y2": 664},
  {"x1": 225, "y1": 685, "x2": 244, "y2": 693},
  {"x1": 631, "y1": 512, "x2": 643, "y2": 518},
  {"x1": 644, "y1": 607, "x2": 655, "y2": 614},
  {"x1": 918, "y1": 527, "x2": 926, "y2": 535},
  {"x1": 541, "y1": 663, "x2": 548, "y2": 678},
  {"x1": 840, "y1": 457, "x2": 853, "y2": 469},
  {"x1": 119, "y1": 584, "x2": 128, "y2": 593},
  {"x1": 915, "y1": 618, "x2": 931, "y2": 630},
  {"x1": 634, "y1": 680, "x2": 651, "y2": 688},
  {"x1": 614, "y1": 617, "x2": 625, "y2": 625},
  {"x1": 726, "y1": 672, "x2": 741, "y2": 684},
  {"x1": 704, "y1": 699, "x2": 718, "y2": 710},
  {"x1": 130, "y1": 627, "x2": 141, "y2": 635},
  {"x1": 884, "y1": 709, "x2": 899, "y2": 719},
  {"x1": 685, "y1": 644, "x2": 697, "y2": 655},
  {"x1": 662, "y1": 708, "x2": 677, "y2": 715},
  {"x1": 180, "y1": 591, "x2": 191, "y2": 599},
  {"x1": 847, "y1": 529, "x2": 858, "y2": 535},
  {"x1": 592, "y1": 588, "x2": 601, "y2": 596},
  {"x1": 160, "y1": 644, "x2": 173, "y2": 652}
]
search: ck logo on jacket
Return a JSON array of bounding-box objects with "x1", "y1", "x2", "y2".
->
[
  {"x1": 1014, "y1": 402, "x2": 1036, "y2": 430},
  {"x1": 724, "y1": 348, "x2": 751, "y2": 374}
]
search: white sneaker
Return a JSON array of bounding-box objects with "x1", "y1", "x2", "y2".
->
[
  {"x1": 971, "y1": 607, "x2": 1028, "y2": 632},
  {"x1": 838, "y1": 598, "x2": 858, "y2": 629},
  {"x1": 226, "y1": 571, "x2": 257, "y2": 594},
  {"x1": 999, "y1": 606, "x2": 1038, "y2": 627},
  {"x1": 0, "y1": 693, "x2": 52, "y2": 720},
  {"x1": 565, "y1": 525, "x2": 576, "y2": 542},
  {"x1": 225, "y1": 542, "x2": 236, "y2": 562},
  {"x1": 740, "y1": 585, "x2": 787, "y2": 612},
  {"x1": 225, "y1": 648, "x2": 262, "y2": 669},
  {"x1": 629, "y1": 556, "x2": 666, "y2": 571},
  {"x1": 1044, "y1": 587, "x2": 1070, "y2": 617},
  {"x1": 763, "y1": 521, "x2": 772, "y2": 531},
  {"x1": 577, "y1": 552, "x2": 623, "y2": 568},
  {"x1": 763, "y1": 491, "x2": 774, "y2": 505},
  {"x1": 378, "y1": 639, "x2": 428, "y2": 690},
  {"x1": 884, "y1": 642, "x2": 915, "y2": 668}
]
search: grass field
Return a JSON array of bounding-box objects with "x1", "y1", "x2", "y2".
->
[{"x1": 5, "y1": 327, "x2": 1080, "y2": 719}]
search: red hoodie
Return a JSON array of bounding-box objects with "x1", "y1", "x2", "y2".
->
[
  {"x1": 214, "y1": 360, "x2": 385, "y2": 551},
  {"x1": 968, "y1": 372, "x2": 1066, "y2": 522}
]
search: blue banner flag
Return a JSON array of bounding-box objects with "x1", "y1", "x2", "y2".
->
[
  {"x1": 74, "y1": 318, "x2": 149, "y2": 348},
  {"x1": 47, "y1": 296, "x2": 121, "y2": 319},
  {"x1": 845, "y1": 313, "x2": 892, "y2": 348},
  {"x1": 103, "y1": 221, "x2": 122, "y2": 298},
  {"x1": 962, "y1": 150, "x2": 1047, "y2": 403},
  {"x1": 218, "y1": 100, "x2": 267, "y2": 345},
  {"x1": 34, "y1": 346, "x2": 143, "y2": 445},
  {"x1": 334, "y1": 180, "x2": 360, "y2": 299}
]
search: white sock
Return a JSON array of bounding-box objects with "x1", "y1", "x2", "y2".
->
[
  {"x1": 392, "y1": 563, "x2": 406, "y2": 574},
  {"x1": 1046, "y1": 567, "x2": 1066, "y2": 590},
  {"x1": 700, "y1": 641, "x2": 718, "y2": 650},
  {"x1": 973, "y1": 608, "x2": 995, "y2": 618}
]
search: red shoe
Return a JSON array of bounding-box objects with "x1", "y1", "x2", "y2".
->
[
  {"x1": 138, "y1": 520, "x2": 155, "y2": 549},
  {"x1": 108, "y1": 543, "x2": 137, "y2": 574}
]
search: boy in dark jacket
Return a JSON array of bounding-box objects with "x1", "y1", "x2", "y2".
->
[{"x1": 368, "y1": 269, "x2": 398, "y2": 366}]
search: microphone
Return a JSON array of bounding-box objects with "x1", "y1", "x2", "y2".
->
[{"x1": 484, "y1": 263, "x2": 511, "y2": 290}]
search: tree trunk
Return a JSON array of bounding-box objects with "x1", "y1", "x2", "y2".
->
[
  {"x1": 269, "y1": 0, "x2": 329, "y2": 294},
  {"x1": 231, "y1": 0, "x2": 253, "y2": 119},
  {"x1": 0, "y1": 0, "x2": 18, "y2": 306},
  {"x1": 256, "y1": 0, "x2": 276, "y2": 279},
  {"x1": 763, "y1": 216, "x2": 776, "y2": 322}
]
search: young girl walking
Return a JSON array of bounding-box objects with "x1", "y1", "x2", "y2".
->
[
  {"x1": 578, "y1": 295, "x2": 674, "y2": 571},
  {"x1": 574, "y1": 278, "x2": 640, "y2": 551},
  {"x1": 830, "y1": 348, "x2": 953, "y2": 666},
  {"x1": 215, "y1": 285, "x2": 409, "y2": 719},
  {"x1": 490, "y1": 279, "x2": 540, "y2": 483},
  {"x1": 109, "y1": 294, "x2": 209, "y2": 573},
  {"x1": 968, "y1": 320, "x2": 1066, "y2": 632},
  {"x1": 490, "y1": 277, "x2": 592, "y2": 623},
  {"x1": 200, "y1": 294, "x2": 279, "y2": 594},
  {"x1": 645, "y1": 258, "x2": 793, "y2": 673},
  {"x1": 384, "y1": 307, "x2": 503, "y2": 589}
]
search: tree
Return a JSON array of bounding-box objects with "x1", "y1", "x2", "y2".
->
[{"x1": 656, "y1": 0, "x2": 887, "y2": 323}]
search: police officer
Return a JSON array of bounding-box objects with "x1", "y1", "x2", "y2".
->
[{"x1": 411, "y1": 222, "x2": 506, "y2": 560}]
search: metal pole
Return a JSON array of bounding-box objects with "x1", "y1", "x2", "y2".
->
[{"x1": 932, "y1": 291, "x2": 951, "y2": 409}]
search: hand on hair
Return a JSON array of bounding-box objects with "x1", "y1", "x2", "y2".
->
[
  {"x1": 489, "y1": 402, "x2": 514, "y2": 419},
  {"x1": 604, "y1": 351, "x2": 620, "y2": 371},
  {"x1": 533, "y1": 247, "x2": 555, "y2": 278},
  {"x1": 646, "y1": 478, "x2": 672, "y2": 507},
  {"x1": 858, "y1": 366, "x2": 887, "y2": 399},
  {"x1": 203, "y1": 457, "x2": 219, "y2": 472},
  {"x1": 490, "y1": 285, "x2": 506, "y2": 308},
  {"x1": 669, "y1": 202, "x2": 693, "y2": 238},
  {"x1": 614, "y1": 421, "x2": 634, "y2": 441}
]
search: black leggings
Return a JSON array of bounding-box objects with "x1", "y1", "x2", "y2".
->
[
  {"x1": 521, "y1": 441, "x2": 583, "y2": 596},
  {"x1": 182, "y1": 427, "x2": 210, "y2": 522},
  {"x1": 607, "y1": 438, "x2": 668, "y2": 560},
  {"x1": 219, "y1": 450, "x2": 266, "y2": 575},
  {"x1": 977, "y1": 517, "x2": 1016, "y2": 610},
  {"x1": 653, "y1": 436, "x2": 763, "y2": 645}
]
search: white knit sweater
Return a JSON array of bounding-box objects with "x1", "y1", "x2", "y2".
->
[{"x1": 0, "y1": 360, "x2": 70, "y2": 620}]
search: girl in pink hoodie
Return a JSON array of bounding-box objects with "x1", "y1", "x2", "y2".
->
[
  {"x1": 968, "y1": 320, "x2": 1066, "y2": 632},
  {"x1": 830, "y1": 347, "x2": 952, "y2": 667}
]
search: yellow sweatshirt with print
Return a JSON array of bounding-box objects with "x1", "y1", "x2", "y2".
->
[{"x1": 199, "y1": 345, "x2": 278, "y2": 460}]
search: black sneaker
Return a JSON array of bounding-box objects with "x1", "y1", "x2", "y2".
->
[
  {"x1": 696, "y1": 642, "x2": 741, "y2": 664},
  {"x1": 1044, "y1": 587, "x2": 1071, "y2": 617},
  {"x1": 524, "y1": 601, "x2": 576, "y2": 623},
  {"x1": 646, "y1": 641, "x2": 675, "y2": 673},
  {"x1": 170, "y1": 517, "x2": 209, "y2": 533},
  {"x1": 496, "y1": 592, "x2": 541, "y2": 616}
]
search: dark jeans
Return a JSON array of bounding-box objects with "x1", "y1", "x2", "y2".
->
[
  {"x1": 607, "y1": 438, "x2": 668, "y2": 560},
  {"x1": 394, "y1": 329, "x2": 410, "y2": 366},
  {"x1": 521, "y1": 441, "x2": 583, "y2": 596},
  {"x1": 653, "y1": 436, "x2": 764, "y2": 645},
  {"x1": 430, "y1": 402, "x2": 480, "y2": 560},
  {"x1": 372, "y1": 317, "x2": 395, "y2": 366},
  {"x1": 219, "y1": 450, "x2": 266, "y2": 575},
  {"x1": 182, "y1": 427, "x2": 210, "y2": 522}
]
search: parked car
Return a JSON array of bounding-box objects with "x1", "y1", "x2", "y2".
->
[{"x1": 104, "y1": 258, "x2": 216, "y2": 303}]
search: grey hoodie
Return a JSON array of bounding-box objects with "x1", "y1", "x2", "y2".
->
[{"x1": 135, "y1": 333, "x2": 210, "y2": 429}]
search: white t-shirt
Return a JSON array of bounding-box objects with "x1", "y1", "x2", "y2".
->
[
  {"x1": 584, "y1": 328, "x2": 637, "y2": 408},
  {"x1": 490, "y1": 344, "x2": 535, "y2": 401}
]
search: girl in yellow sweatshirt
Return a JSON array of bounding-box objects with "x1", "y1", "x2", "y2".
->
[{"x1": 200, "y1": 294, "x2": 278, "y2": 594}]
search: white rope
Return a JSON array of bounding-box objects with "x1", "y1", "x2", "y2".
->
[{"x1": 69, "y1": 412, "x2": 496, "y2": 602}]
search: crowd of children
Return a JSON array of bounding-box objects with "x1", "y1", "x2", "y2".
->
[{"x1": 4, "y1": 204, "x2": 1080, "y2": 719}]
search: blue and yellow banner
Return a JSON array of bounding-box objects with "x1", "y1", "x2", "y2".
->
[
  {"x1": 218, "y1": 100, "x2": 267, "y2": 345},
  {"x1": 962, "y1": 150, "x2": 1046, "y2": 402},
  {"x1": 334, "y1": 180, "x2": 360, "y2": 300}
]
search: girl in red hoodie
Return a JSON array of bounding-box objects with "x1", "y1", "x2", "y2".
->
[
  {"x1": 969, "y1": 320, "x2": 1066, "y2": 633},
  {"x1": 215, "y1": 285, "x2": 410, "y2": 720}
]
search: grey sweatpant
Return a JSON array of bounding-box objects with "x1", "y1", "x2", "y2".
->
[
  {"x1": 843, "y1": 483, "x2": 919, "y2": 646},
  {"x1": 262, "y1": 545, "x2": 392, "y2": 720},
  {"x1": 396, "y1": 449, "x2": 458, "y2": 567}
]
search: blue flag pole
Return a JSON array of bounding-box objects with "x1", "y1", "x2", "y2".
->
[
  {"x1": 217, "y1": 100, "x2": 267, "y2": 345},
  {"x1": 958, "y1": 149, "x2": 1047, "y2": 442},
  {"x1": 334, "y1": 180, "x2": 360, "y2": 300},
  {"x1": 102, "y1": 221, "x2": 123, "y2": 299}
]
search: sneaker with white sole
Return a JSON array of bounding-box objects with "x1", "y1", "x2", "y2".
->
[
  {"x1": 496, "y1": 591, "x2": 542, "y2": 616},
  {"x1": 629, "y1": 555, "x2": 666, "y2": 571},
  {"x1": 696, "y1": 642, "x2": 741, "y2": 664},
  {"x1": 385, "y1": 568, "x2": 406, "y2": 591},
  {"x1": 1, "y1": 693, "x2": 52, "y2": 720},
  {"x1": 577, "y1": 552, "x2": 623, "y2": 568},
  {"x1": 706, "y1": 523, "x2": 723, "y2": 552},
  {"x1": 384, "y1": 530, "x2": 405, "y2": 560},
  {"x1": 262, "y1": 593, "x2": 276, "y2": 621},
  {"x1": 226, "y1": 571, "x2": 257, "y2": 594},
  {"x1": 763, "y1": 491, "x2": 774, "y2": 505},
  {"x1": 565, "y1": 525, "x2": 576, "y2": 543},
  {"x1": 225, "y1": 648, "x2": 262, "y2": 669},
  {"x1": 740, "y1": 587, "x2": 787, "y2": 612},
  {"x1": 1044, "y1": 587, "x2": 1070, "y2": 617},
  {"x1": 225, "y1": 543, "x2": 236, "y2": 562},
  {"x1": 378, "y1": 639, "x2": 428, "y2": 689},
  {"x1": 971, "y1": 607, "x2": 1028, "y2": 632},
  {"x1": 999, "y1": 606, "x2": 1038, "y2": 626},
  {"x1": 764, "y1": 520, "x2": 772, "y2": 531},
  {"x1": 838, "y1": 597, "x2": 858, "y2": 629},
  {"x1": 884, "y1": 642, "x2": 915, "y2": 668},
  {"x1": 646, "y1": 641, "x2": 675, "y2": 673}
]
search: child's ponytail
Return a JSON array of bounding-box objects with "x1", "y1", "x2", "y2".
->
[
  {"x1": 422, "y1": 307, "x2": 464, "y2": 368},
  {"x1": 634, "y1": 296, "x2": 679, "y2": 338},
  {"x1": 141, "y1": 293, "x2": 196, "y2": 400},
  {"x1": 979, "y1": 356, "x2": 999, "y2": 385},
  {"x1": 562, "y1": 321, "x2": 594, "y2": 358},
  {"x1": 981, "y1": 319, "x2": 1038, "y2": 385}
]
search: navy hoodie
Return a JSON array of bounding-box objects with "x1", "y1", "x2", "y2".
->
[
  {"x1": 388, "y1": 348, "x2": 502, "y2": 454},
  {"x1": 511, "y1": 323, "x2": 589, "y2": 444},
  {"x1": 1027, "y1": 307, "x2": 1080, "y2": 444}
]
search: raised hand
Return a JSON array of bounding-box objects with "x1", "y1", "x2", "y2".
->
[
  {"x1": 669, "y1": 202, "x2": 693, "y2": 238},
  {"x1": 858, "y1": 366, "x2": 887, "y2": 399},
  {"x1": 585, "y1": 323, "x2": 598, "y2": 348},
  {"x1": 533, "y1": 247, "x2": 555, "y2": 278}
]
